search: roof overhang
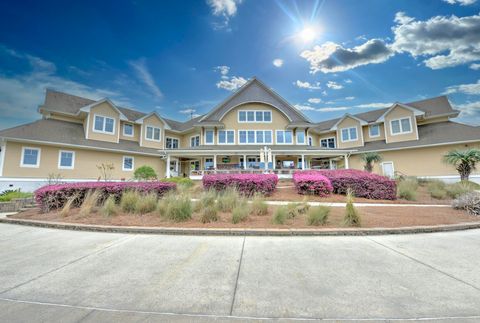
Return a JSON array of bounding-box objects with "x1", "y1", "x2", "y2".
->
[
  {"x1": 135, "y1": 112, "x2": 172, "y2": 130},
  {"x1": 330, "y1": 114, "x2": 367, "y2": 131},
  {"x1": 376, "y1": 103, "x2": 425, "y2": 122},
  {"x1": 161, "y1": 148, "x2": 356, "y2": 156},
  {"x1": 79, "y1": 99, "x2": 129, "y2": 121}
]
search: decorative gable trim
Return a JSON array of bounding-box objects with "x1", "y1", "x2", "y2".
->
[
  {"x1": 79, "y1": 99, "x2": 129, "y2": 121},
  {"x1": 135, "y1": 112, "x2": 171, "y2": 130},
  {"x1": 376, "y1": 103, "x2": 425, "y2": 122},
  {"x1": 330, "y1": 114, "x2": 367, "y2": 131}
]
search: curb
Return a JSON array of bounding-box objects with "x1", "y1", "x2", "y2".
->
[{"x1": 1, "y1": 214, "x2": 480, "y2": 236}]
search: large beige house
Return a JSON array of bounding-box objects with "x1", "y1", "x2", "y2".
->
[{"x1": 1, "y1": 77, "x2": 479, "y2": 191}]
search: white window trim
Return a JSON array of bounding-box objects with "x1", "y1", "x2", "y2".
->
[
  {"x1": 320, "y1": 137, "x2": 336, "y2": 149},
  {"x1": 275, "y1": 130, "x2": 293, "y2": 145},
  {"x1": 204, "y1": 129, "x2": 215, "y2": 145},
  {"x1": 256, "y1": 130, "x2": 273, "y2": 145},
  {"x1": 145, "y1": 125, "x2": 162, "y2": 142},
  {"x1": 296, "y1": 130, "x2": 306, "y2": 145},
  {"x1": 369, "y1": 124, "x2": 380, "y2": 138},
  {"x1": 58, "y1": 150, "x2": 75, "y2": 170},
  {"x1": 190, "y1": 135, "x2": 200, "y2": 147},
  {"x1": 20, "y1": 147, "x2": 41, "y2": 168},
  {"x1": 238, "y1": 110, "x2": 273, "y2": 123},
  {"x1": 389, "y1": 117, "x2": 413, "y2": 136},
  {"x1": 92, "y1": 114, "x2": 116, "y2": 134},
  {"x1": 340, "y1": 126, "x2": 358, "y2": 143},
  {"x1": 165, "y1": 137, "x2": 180, "y2": 149},
  {"x1": 122, "y1": 123, "x2": 134, "y2": 137},
  {"x1": 381, "y1": 161, "x2": 395, "y2": 178},
  {"x1": 122, "y1": 156, "x2": 134, "y2": 171},
  {"x1": 218, "y1": 130, "x2": 236, "y2": 145}
]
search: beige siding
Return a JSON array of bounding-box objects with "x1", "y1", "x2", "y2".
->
[
  {"x1": 87, "y1": 102, "x2": 120, "y2": 143},
  {"x1": 3, "y1": 141, "x2": 166, "y2": 180},
  {"x1": 164, "y1": 131, "x2": 182, "y2": 148},
  {"x1": 336, "y1": 117, "x2": 363, "y2": 149},
  {"x1": 181, "y1": 130, "x2": 201, "y2": 148},
  {"x1": 48, "y1": 113, "x2": 84, "y2": 124},
  {"x1": 140, "y1": 115, "x2": 164, "y2": 149},
  {"x1": 363, "y1": 123, "x2": 385, "y2": 142},
  {"x1": 119, "y1": 122, "x2": 140, "y2": 142},
  {"x1": 417, "y1": 116, "x2": 450, "y2": 125},
  {"x1": 384, "y1": 106, "x2": 418, "y2": 143},
  {"x1": 349, "y1": 143, "x2": 480, "y2": 177},
  {"x1": 318, "y1": 132, "x2": 337, "y2": 148}
]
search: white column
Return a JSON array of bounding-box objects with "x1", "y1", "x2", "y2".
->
[
  {"x1": 243, "y1": 154, "x2": 247, "y2": 169},
  {"x1": 329, "y1": 159, "x2": 334, "y2": 170},
  {"x1": 272, "y1": 154, "x2": 276, "y2": 170},
  {"x1": 166, "y1": 154, "x2": 171, "y2": 178},
  {"x1": 344, "y1": 154, "x2": 349, "y2": 169},
  {"x1": 301, "y1": 154, "x2": 305, "y2": 170},
  {"x1": 213, "y1": 154, "x2": 217, "y2": 169}
]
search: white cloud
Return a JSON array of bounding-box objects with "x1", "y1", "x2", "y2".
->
[
  {"x1": 470, "y1": 63, "x2": 480, "y2": 70},
  {"x1": 308, "y1": 98, "x2": 322, "y2": 104},
  {"x1": 294, "y1": 104, "x2": 349, "y2": 112},
  {"x1": 179, "y1": 108, "x2": 196, "y2": 114},
  {"x1": 300, "y1": 39, "x2": 394, "y2": 73},
  {"x1": 345, "y1": 96, "x2": 355, "y2": 100},
  {"x1": 444, "y1": 80, "x2": 480, "y2": 95},
  {"x1": 326, "y1": 81, "x2": 344, "y2": 90},
  {"x1": 294, "y1": 80, "x2": 321, "y2": 90},
  {"x1": 355, "y1": 102, "x2": 392, "y2": 108},
  {"x1": 294, "y1": 104, "x2": 316, "y2": 111},
  {"x1": 392, "y1": 12, "x2": 480, "y2": 69},
  {"x1": 273, "y1": 59, "x2": 284, "y2": 67},
  {"x1": 214, "y1": 65, "x2": 230, "y2": 76},
  {"x1": 216, "y1": 76, "x2": 247, "y2": 91},
  {"x1": 443, "y1": 0, "x2": 477, "y2": 5},
  {"x1": 129, "y1": 58, "x2": 163, "y2": 99},
  {"x1": 454, "y1": 100, "x2": 480, "y2": 124},
  {"x1": 207, "y1": 0, "x2": 243, "y2": 30},
  {"x1": 344, "y1": 79, "x2": 353, "y2": 84}
]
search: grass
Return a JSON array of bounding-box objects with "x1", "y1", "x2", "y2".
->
[
  {"x1": 272, "y1": 206, "x2": 288, "y2": 225},
  {"x1": 445, "y1": 181, "x2": 477, "y2": 199},
  {"x1": 306, "y1": 206, "x2": 330, "y2": 226},
  {"x1": 217, "y1": 187, "x2": 240, "y2": 212},
  {"x1": 250, "y1": 194, "x2": 268, "y2": 216},
  {"x1": 286, "y1": 200, "x2": 310, "y2": 219},
  {"x1": 343, "y1": 189, "x2": 361, "y2": 227},
  {"x1": 197, "y1": 189, "x2": 217, "y2": 211},
  {"x1": 161, "y1": 177, "x2": 194, "y2": 188},
  {"x1": 101, "y1": 195, "x2": 117, "y2": 217},
  {"x1": 60, "y1": 194, "x2": 78, "y2": 217},
  {"x1": 157, "y1": 192, "x2": 192, "y2": 222},
  {"x1": 200, "y1": 205, "x2": 218, "y2": 223},
  {"x1": 397, "y1": 177, "x2": 418, "y2": 201},
  {"x1": 120, "y1": 190, "x2": 141, "y2": 213},
  {"x1": 232, "y1": 204, "x2": 249, "y2": 224},
  {"x1": 0, "y1": 190, "x2": 32, "y2": 202},
  {"x1": 79, "y1": 190, "x2": 100, "y2": 217},
  {"x1": 134, "y1": 192, "x2": 158, "y2": 214}
]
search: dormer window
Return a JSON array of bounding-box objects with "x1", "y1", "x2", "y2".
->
[
  {"x1": 93, "y1": 115, "x2": 115, "y2": 134},
  {"x1": 390, "y1": 117, "x2": 412, "y2": 135},
  {"x1": 145, "y1": 126, "x2": 161, "y2": 141},
  {"x1": 341, "y1": 127, "x2": 358, "y2": 142},
  {"x1": 123, "y1": 123, "x2": 134, "y2": 137},
  {"x1": 369, "y1": 124, "x2": 380, "y2": 137}
]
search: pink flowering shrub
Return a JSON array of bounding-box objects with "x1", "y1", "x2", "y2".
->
[
  {"x1": 293, "y1": 172, "x2": 333, "y2": 196},
  {"x1": 35, "y1": 181, "x2": 176, "y2": 212},
  {"x1": 298, "y1": 169, "x2": 397, "y2": 200},
  {"x1": 202, "y1": 174, "x2": 278, "y2": 196}
]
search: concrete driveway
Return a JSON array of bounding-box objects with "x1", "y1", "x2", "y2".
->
[{"x1": 1, "y1": 223, "x2": 480, "y2": 322}]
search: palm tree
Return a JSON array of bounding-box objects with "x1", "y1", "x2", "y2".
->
[
  {"x1": 443, "y1": 149, "x2": 480, "y2": 181},
  {"x1": 361, "y1": 152, "x2": 382, "y2": 173}
]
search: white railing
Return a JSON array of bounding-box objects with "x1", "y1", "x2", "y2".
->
[{"x1": 190, "y1": 168, "x2": 300, "y2": 177}]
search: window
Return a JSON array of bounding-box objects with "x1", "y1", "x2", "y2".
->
[
  {"x1": 390, "y1": 117, "x2": 412, "y2": 135},
  {"x1": 321, "y1": 137, "x2": 336, "y2": 148},
  {"x1": 308, "y1": 136, "x2": 313, "y2": 146},
  {"x1": 93, "y1": 115, "x2": 115, "y2": 134},
  {"x1": 205, "y1": 130, "x2": 214, "y2": 144},
  {"x1": 122, "y1": 156, "x2": 134, "y2": 171},
  {"x1": 205, "y1": 158, "x2": 214, "y2": 169},
  {"x1": 218, "y1": 130, "x2": 235, "y2": 144},
  {"x1": 145, "y1": 126, "x2": 161, "y2": 141},
  {"x1": 276, "y1": 130, "x2": 293, "y2": 144},
  {"x1": 166, "y1": 137, "x2": 179, "y2": 149},
  {"x1": 58, "y1": 150, "x2": 75, "y2": 169},
  {"x1": 123, "y1": 123, "x2": 134, "y2": 137},
  {"x1": 296, "y1": 131, "x2": 305, "y2": 144},
  {"x1": 238, "y1": 130, "x2": 272, "y2": 144},
  {"x1": 369, "y1": 124, "x2": 380, "y2": 137},
  {"x1": 21, "y1": 147, "x2": 40, "y2": 168},
  {"x1": 340, "y1": 127, "x2": 358, "y2": 142},
  {"x1": 238, "y1": 110, "x2": 272, "y2": 123},
  {"x1": 190, "y1": 135, "x2": 200, "y2": 147}
]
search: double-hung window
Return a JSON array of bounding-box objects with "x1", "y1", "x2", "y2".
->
[
  {"x1": 296, "y1": 131, "x2": 305, "y2": 144},
  {"x1": 340, "y1": 127, "x2": 358, "y2": 142},
  {"x1": 218, "y1": 130, "x2": 235, "y2": 144},
  {"x1": 94, "y1": 115, "x2": 115, "y2": 134},
  {"x1": 238, "y1": 130, "x2": 255, "y2": 144},
  {"x1": 254, "y1": 130, "x2": 273, "y2": 144},
  {"x1": 58, "y1": 150, "x2": 75, "y2": 169},
  {"x1": 205, "y1": 130, "x2": 214, "y2": 144},
  {"x1": 166, "y1": 137, "x2": 179, "y2": 149},
  {"x1": 369, "y1": 124, "x2": 380, "y2": 138},
  {"x1": 21, "y1": 147, "x2": 40, "y2": 168},
  {"x1": 321, "y1": 137, "x2": 336, "y2": 148},
  {"x1": 276, "y1": 130, "x2": 293, "y2": 144},
  {"x1": 390, "y1": 117, "x2": 412, "y2": 135},
  {"x1": 122, "y1": 156, "x2": 134, "y2": 171},
  {"x1": 238, "y1": 110, "x2": 272, "y2": 123},
  {"x1": 123, "y1": 123, "x2": 134, "y2": 137},
  {"x1": 146, "y1": 126, "x2": 161, "y2": 141},
  {"x1": 190, "y1": 135, "x2": 200, "y2": 147}
]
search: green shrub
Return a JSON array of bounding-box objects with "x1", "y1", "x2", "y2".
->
[
  {"x1": 343, "y1": 189, "x2": 361, "y2": 227},
  {"x1": 120, "y1": 190, "x2": 140, "y2": 213},
  {"x1": 427, "y1": 180, "x2": 447, "y2": 200},
  {"x1": 286, "y1": 201, "x2": 310, "y2": 219},
  {"x1": 198, "y1": 189, "x2": 217, "y2": 210},
  {"x1": 445, "y1": 181, "x2": 476, "y2": 199},
  {"x1": 200, "y1": 206, "x2": 218, "y2": 223},
  {"x1": 217, "y1": 187, "x2": 240, "y2": 212},
  {"x1": 232, "y1": 205, "x2": 249, "y2": 224},
  {"x1": 79, "y1": 190, "x2": 100, "y2": 217},
  {"x1": 134, "y1": 192, "x2": 158, "y2": 214},
  {"x1": 0, "y1": 189, "x2": 32, "y2": 202},
  {"x1": 101, "y1": 195, "x2": 117, "y2": 217},
  {"x1": 158, "y1": 193, "x2": 192, "y2": 222},
  {"x1": 272, "y1": 206, "x2": 288, "y2": 225},
  {"x1": 161, "y1": 177, "x2": 194, "y2": 188},
  {"x1": 397, "y1": 178, "x2": 418, "y2": 201},
  {"x1": 133, "y1": 165, "x2": 157, "y2": 180},
  {"x1": 306, "y1": 206, "x2": 330, "y2": 226},
  {"x1": 250, "y1": 194, "x2": 268, "y2": 216}
]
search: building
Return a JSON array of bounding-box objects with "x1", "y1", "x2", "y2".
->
[{"x1": 1, "y1": 77, "x2": 479, "y2": 191}]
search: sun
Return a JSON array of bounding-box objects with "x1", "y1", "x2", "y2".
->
[{"x1": 298, "y1": 27, "x2": 316, "y2": 42}]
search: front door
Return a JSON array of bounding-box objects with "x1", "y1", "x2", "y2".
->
[
  {"x1": 169, "y1": 158, "x2": 179, "y2": 177},
  {"x1": 382, "y1": 162, "x2": 394, "y2": 178}
]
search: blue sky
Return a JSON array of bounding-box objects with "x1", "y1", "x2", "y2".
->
[{"x1": 0, "y1": 0, "x2": 479, "y2": 129}]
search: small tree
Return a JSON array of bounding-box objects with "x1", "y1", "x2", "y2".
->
[
  {"x1": 361, "y1": 152, "x2": 382, "y2": 173},
  {"x1": 134, "y1": 165, "x2": 157, "y2": 180},
  {"x1": 444, "y1": 149, "x2": 480, "y2": 181},
  {"x1": 97, "y1": 163, "x2": 115, "y2": 181}
]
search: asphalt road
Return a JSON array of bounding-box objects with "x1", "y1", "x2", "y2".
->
[{"x1": 1, "y1": 223, "x2": 480, "y2": 322}]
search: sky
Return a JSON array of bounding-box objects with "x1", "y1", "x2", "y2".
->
[{"x1": 0, "y1": 0, "x2": 479, "y2": 129}]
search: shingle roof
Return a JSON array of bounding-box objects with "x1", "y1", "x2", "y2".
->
[{"x1": 0, "y1": 119, "x2": 161, "y2": 155}]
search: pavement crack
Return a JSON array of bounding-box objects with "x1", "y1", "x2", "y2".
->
[
  {"x1": 0, "y1": 235, "x2": 135, "y2": 295},
  {"x1": 229, "y1": 235, "x2": 246, "y2": 316},
  {"x1": 366, "y1": 237, "x2": 480, "y2": 293}
]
